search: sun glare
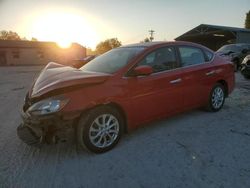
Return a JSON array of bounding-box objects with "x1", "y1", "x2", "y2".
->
[
  {"x1": 28, "y1": 10, "x2": 100, "y2": 49},
  {"x1": 57, "y1": 41, "x2": 72, "y2": 48}
]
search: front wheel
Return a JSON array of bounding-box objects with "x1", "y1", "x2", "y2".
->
[
  {"x1": 77, "y1": 106, "x2": 124, "y2": 153},
  {"x1": 206, "y1": 83, "x2": 225, "y2": 112}
]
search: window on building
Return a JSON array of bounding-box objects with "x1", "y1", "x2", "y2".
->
[
  {"x1": 12, "y1": 50, "x2": 20, "y2": 59},
  {"x1": 37, "y1": 50, "x2": 44, "y2": 59}
]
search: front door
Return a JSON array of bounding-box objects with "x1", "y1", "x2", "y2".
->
[{"x1": 127, "y1": 46, "x2": 184, "y2": 126}]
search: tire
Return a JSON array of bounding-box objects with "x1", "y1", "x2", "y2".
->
[
  {"x1": 206, "y1": 83, "x2": 225, "y2": 112},
  {"x1": 77, "y1": 106, "x2": 124, "y2": 153}
]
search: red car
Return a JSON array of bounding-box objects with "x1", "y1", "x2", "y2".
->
[{"x1": 17, "y1": 41, "x2": 235, "y2": 153}]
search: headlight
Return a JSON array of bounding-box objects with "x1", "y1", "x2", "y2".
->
[{"x1": 27, "y1": 97, "x2": 69, "y2": 116}]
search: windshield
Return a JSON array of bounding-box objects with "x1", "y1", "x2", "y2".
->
[
  {"x1": 81, "y1": 47, "x2": 145, "y2": 74},
  {"x1": 217, "y1": 44, "x2": 243, "y2": 53}
]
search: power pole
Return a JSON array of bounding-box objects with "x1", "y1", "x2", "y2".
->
[{"x1": 148, "y1": 29, "x2": 155, "y2": 41}]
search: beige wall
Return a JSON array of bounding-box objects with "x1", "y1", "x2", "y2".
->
[
  {"x1": 2, "y1": 46, "x2": 86, "y2": 66},
  {"x1": 6, "y1": 48, "x2": 45, "y2": 65}
]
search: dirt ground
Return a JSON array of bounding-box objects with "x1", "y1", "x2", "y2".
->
[{"x1": 0, "y1": 66, "x2": 250, "y2": 188}]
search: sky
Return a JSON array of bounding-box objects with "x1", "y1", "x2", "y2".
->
[{"x1": 0, "y1": 0, "x2": 249, "y2": 49}]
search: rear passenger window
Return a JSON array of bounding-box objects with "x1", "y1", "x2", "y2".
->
[
  {"x1": 179, "y1": 47, "x2": 205, "y2": 67},
  {"x1": 204, "y1": 50, "x2": 214, "y2": 62}
]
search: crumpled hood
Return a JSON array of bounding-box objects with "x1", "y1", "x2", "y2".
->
[{"x1": 30, "y1": 62, "x2": 110, "y2": 98}]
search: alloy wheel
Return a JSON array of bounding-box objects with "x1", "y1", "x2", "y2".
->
[
  {"x1": 88, "y1": 114, "x2": 119, "y2": 148},
  {"x1": 211, "y1": 87, "x2": 224, "y2": 109}
]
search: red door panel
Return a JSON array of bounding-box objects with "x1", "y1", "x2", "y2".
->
[
  {"x1": 127, "y1": 68, "x2": 184, "y2": 127},
  {"x1": 181, "y1": 62, "x2": 222, "y2": 108}
]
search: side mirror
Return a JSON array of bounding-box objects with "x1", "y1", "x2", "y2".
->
[
  {"x1": 133, "y1": 65, "x2": 153, "y2": 76},
  {"x1": 242, "y1": 49, "x2": 248, "y2": 54}
]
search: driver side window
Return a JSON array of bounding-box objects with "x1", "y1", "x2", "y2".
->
[{"x1": 138, "y1": 47, "x2": 178, "y2": 73}]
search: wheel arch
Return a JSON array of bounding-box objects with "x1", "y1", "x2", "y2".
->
[{"x1": 105, "y1": 102, "x2": 128, "y2": 133}]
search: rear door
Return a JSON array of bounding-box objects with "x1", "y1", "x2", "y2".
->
[
  {"x1": 126, "y1": 46, "x2": 184, "y2": 126},
  {"x1": 177, "y1": 46, "x2": 216, "y2": 108}
]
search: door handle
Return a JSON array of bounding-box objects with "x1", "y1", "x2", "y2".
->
[
  {"x1": 206, "y1": 70, "x2": 215, "y2": 76},
  {"x1": 170, "y1": 78, "x2": 182, "y2": 84}
]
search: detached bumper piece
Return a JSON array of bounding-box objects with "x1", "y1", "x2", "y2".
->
[{"x1": 17, "y1": 124, "x2": 42, "y2": 147}]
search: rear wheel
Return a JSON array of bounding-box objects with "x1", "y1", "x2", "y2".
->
[
  {"x1": 77, "y1": 106, "x2": 124, "y2": 153},
  {"x1": 206, "y1": 83, "x2": 225, "y2": 112}
]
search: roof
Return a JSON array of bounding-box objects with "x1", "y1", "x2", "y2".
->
[
  {"x1": 122, "y1": 41, "x2": 167, "y2": 48},
  {"x1": 0, "y1": 40, "x2": 84, "y2": 49},
  {"x1": 121, "y1": 41, "x2": 212, "y2": 50},
  {"x1": 200, "y1": 24, "x2": 250, "y2": 33},
  {"x1": 0, "y1": 40, "x2": 57, "y2": 48},
  {"x1": 175, "y1": 24, "x2": 250, "y2": 41}
]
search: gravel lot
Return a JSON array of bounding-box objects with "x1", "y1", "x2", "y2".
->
[{"x1": 0, "y1": 66, "x2": 250, "y2": 188}]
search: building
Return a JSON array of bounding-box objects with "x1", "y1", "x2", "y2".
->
[
  {"x1": 175, "y1": 24, "x2": 250, "y2": 50},
  {"x1": 0, "y1": 40, "x2": 86, "y2": 66}
]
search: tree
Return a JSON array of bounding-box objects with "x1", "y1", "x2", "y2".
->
[
  {"x1": 86, "y1": 48, "x2": 96, "y2": 55},
  {"x1": 31, "y1": 37, "x2": 38, "y2": 41},
  {"x1": 0, "y1": 30, "x2": 21, "y2": 40},
  {"x1": 245, "y1": 10, "x2": 250, "y2": 29},
  {"x1": 140, "y1": 37, "x2": 150, "y2": 43},
  {"x1": 95, "y1": 38, "x2": 122, "y2": 54},
  {"x1": 0, "y1": 30, "x2": 38, "y2": 41}
]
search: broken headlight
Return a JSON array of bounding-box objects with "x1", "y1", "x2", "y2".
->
[{"x1": 27, "y1": 97, "x2": 69, "y2": 116}]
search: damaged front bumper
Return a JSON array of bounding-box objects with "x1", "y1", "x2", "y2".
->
[{"x1": 17, "y1": 109, "x2": 79, "y2": 147}]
